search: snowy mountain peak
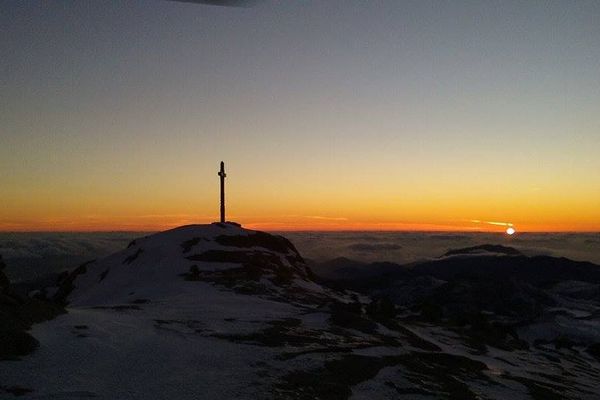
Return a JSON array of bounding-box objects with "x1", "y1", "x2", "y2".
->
[{"x1": 56, "y1": 223, "x2": 319, "y2": 307}]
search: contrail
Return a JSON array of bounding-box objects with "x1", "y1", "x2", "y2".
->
[
  {"x1": 469, "y1": 219, "x2": 514, "y2": 227},
  {"x1": 304, "y1": 216, "x2": 349, "y2": 221}
]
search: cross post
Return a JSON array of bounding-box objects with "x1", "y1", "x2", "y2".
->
[{"x1": 218, "y1": 161, "x2": 226, "y2": 223}]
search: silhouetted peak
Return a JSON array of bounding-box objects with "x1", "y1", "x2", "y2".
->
[{"x1": 442, "y1": 244, "x2": 523, "y2": 258}]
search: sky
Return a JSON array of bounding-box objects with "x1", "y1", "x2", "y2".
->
[{"x1": 1, "y1": 0, "x2": 599, "y2": 232}]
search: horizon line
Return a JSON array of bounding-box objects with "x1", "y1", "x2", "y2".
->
[{"x1": 1, "y1": 227, "x2": 598, "y2": 234}]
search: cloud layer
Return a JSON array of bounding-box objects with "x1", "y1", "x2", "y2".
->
[
  {"x1": 1, "y1": 231, "x2": 598, "y2": 282},
  {"x1": 282, "y1": 232, "x2": 600, "y2": 265}
]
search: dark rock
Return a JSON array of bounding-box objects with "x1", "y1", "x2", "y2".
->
[
  {"x1": 99, "y1": 269, "x2": 109, "y2": 282},
  {"x1": 0, "y1": 255, "x2": 9, "y2": 290},
  {"x1": 442, "y1": 244, "x2": 523, "y2": 257},
  {"x1": 123, "y1": 248, "x2": 143, "y2": 265},
  {"x1": 413, "y1": 255, "x2": 600, "y2": 286},
  {"x1": 187, "y1": 249, "x2": 280, "y2": 265},
  {"x1": 329, "y1": 301, "x2": 377, "y2": 334},
  {"x1": 214, "y1": 232, "x2": 303, "y2": 261},
  {"x1": 181, "y1": 238, "x2": 202, "y2": 253},
  {"x1": 277, "y1": 352, "x2": 488, "y2": 400},
  {"x1": 0, "y1": 385, "x2": 34, "y2": 396},
  {"x1": 587, "y1": 343, "x2": 600, "y2": 361},
  {"x1": 54, "y1": 260, "x2": 95, "y2": 303},
  {"x1": 365, "y1": 297, "x2": 396, "y2": 322},
  {"x1": 0, "y1": 253, "x2": 65, "y2": 360},
  {"x1": 0, "y1": 296, "x2": 64, "y2": 360},
  {"x1": 183, "y1": 265, "x2": 201, "y2": 281},
  {"x1": 426, "y1": 278, "x2": 553, "y2": 320},
  {"x1": 0, "y1": 328, "x2": 39, "y2": 360}
]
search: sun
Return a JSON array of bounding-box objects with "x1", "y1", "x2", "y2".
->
[{"x1": 506, "y1": 227, "x2": 516, "y2": 235}]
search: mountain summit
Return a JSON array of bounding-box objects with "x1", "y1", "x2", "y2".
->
[{"x1": 56, "y1": 223, "x2": 319, "y2": 306}]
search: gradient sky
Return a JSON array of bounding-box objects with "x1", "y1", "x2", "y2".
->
[{"x1": 1, "y1": 0, "x2": 599, "y2": 232}]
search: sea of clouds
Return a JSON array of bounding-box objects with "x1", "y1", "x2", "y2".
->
[
  {"x1": 0, "y1": 232, "x2": 141, "y2": 281},
  {"x1": 1, "y1": 231, "x2": 599, "y2": 282},
  {"x1": 283, "y1": 232, "x2": 600, "y2": 265}
]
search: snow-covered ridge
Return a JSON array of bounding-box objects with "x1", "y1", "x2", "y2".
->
[{"x1": 58, "y1": 223, "x2": 315, "y2": 307}]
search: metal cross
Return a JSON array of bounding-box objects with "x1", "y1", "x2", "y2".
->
[{"x1": 218, "y1": 161, "x2": 226, "y2": 223}]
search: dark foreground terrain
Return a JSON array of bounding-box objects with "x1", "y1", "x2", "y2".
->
[{"x1": 1, "y1": 227, "x2": 599, "y2": 399}]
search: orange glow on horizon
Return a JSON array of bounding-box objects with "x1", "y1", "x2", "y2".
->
[
  {"x1": 1, "y1": 215, "x2": 598, "y2": 233},
  {"x1": 2, "y1": 179, "x2": 599, "y2": 233}
]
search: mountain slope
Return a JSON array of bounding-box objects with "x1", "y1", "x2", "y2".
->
[
  {"x1": 56, "y1": 223, "x2": 319, "y2": 307},
  {"x1": 2, "y1": 232, "x2": 600, "y2": 399}
]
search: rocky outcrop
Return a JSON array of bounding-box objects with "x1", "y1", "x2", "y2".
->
[
  {"x1": 0, "y1": 254, "x2": 64, "y2": 360},
  {"x1": 0, "y1": 255, "x2": 10, "y2": 290},
  {"x1": 313, "y1": 247, "x2": 600, "y2": 352}
]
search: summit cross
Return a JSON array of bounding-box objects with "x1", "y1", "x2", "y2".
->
[{"x1": 218, "y1": 161, "x2": 226, "y2": 223}]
